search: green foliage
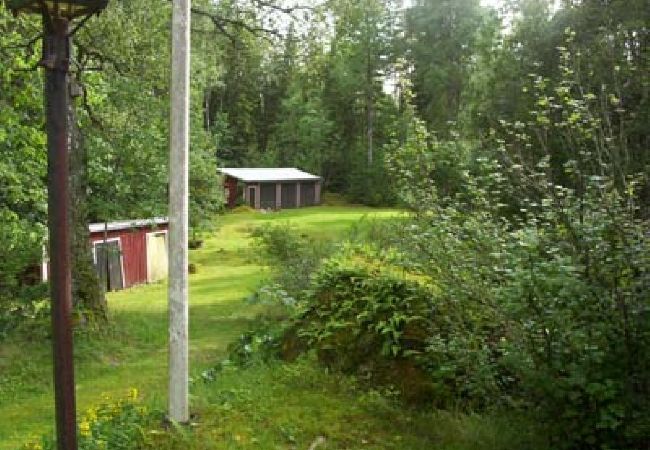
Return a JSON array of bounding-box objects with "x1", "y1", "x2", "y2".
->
[
  {"x1": 242, "y1": 19, "x2": 649, "y2": 447},
  {"x1": 0, "y1": 189, "x2": 47, "y2": 338},
  {"x1": 284, "y1": 240, "x2": 506, "y2": 407},
  {"x1": 218, "y1": 320, "x2": 286, "y2": 370},
  {"x1": 2, "y1": 0, "x2": 649, "y2": 446},
  {"x1": 3, "y1": 206, "x2": 544, "y2": 450},
  {"x1": 488, "y1": 154, "x2": 650, "y2": 447},
  {"x1": 251, "y1": 224, "x2": 333, "y2": 298},
  {"x1": 0, "y1": 6, "x2": 48, "y2": 332},
  {"x1": 381, "y1": 30, "x2": 650, "y2": 448},
  {"x1": 288, "y1": 262, "x2": 435, "y2": 401},
  {"x1": 23, "y1": 390, "x2": 157, "y2": 450},
  {"x1": 268, "y1": 83, "x2": 334, "y2": 174},
  {"x1": 0, "y1": 287, "x2": 48, "y2": 340}
]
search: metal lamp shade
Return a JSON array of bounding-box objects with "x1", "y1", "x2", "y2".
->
[{"x1": 7, "y1": 0, "x2": 108, "y2": 18}]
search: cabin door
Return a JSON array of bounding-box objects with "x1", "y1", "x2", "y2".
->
[
  {"x1": 95, "y1": 240, "x2": 124, "y2": 292},
  {"x1": 248, "y1": 186, "x2": 256, "y2": 208},
  {"x1": 147, "y1": 232, "x2": 168, "y2": 282}
]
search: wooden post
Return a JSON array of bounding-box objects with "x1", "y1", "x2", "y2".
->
[
  {"x1": 169, "y1": 0, "x2": 191, "y2": 424},
  {"x1": 296, "y1": 182, "x2": 301, "y2": 208},
  {"x1": 44, "y1": 16, "x2": 78, "y2": 450},
  {"x1": 275, "y1": 183, "x2": 282, "y2": 209},
  {"x1": 315, "y1": 181, "x2": 321, "y2": 205}
]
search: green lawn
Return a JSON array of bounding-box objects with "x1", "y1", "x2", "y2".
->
[
  {"x1": 0, "y1": 207, "x2": 396, "y2": 448},
  {"x1": 0, "y1": 206, "x2": 540, "y2": 450}
]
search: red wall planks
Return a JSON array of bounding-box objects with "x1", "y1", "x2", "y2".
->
[
  {"x1": 90, "y1": 224, "x2": 168, "y2": 288},
  {"x1": 224, "y1": 176, "x2": 238, "y2": 208}
]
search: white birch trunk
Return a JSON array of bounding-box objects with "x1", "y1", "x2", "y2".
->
[{"x1": 168, "y1": 0, "x2": 191, "y2": 424}]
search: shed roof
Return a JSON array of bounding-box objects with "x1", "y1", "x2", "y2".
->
[
  {"x1": 89, "y1": 217, "x2": 168, "y2": 234},
  {"x1": 219, "y1": 168, "x2": 321, "y2": 183}
]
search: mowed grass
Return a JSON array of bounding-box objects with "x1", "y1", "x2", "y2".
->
[{"x1": 0, "y1": 206, "x2": 398, "y2": 449}]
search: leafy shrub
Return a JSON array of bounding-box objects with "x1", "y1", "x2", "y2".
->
[
  {"x1": 200, "y1": 316, "x2": 289, "y2": 384},
  {"x1": 383, "y1": 152, "x2": 650, "y2": 448},
  {"x1": 228, "y1": 322, "x2": 285, "y2": 368},
  {"x1": 493, "y1": 180, "x2": 650, "y2": 449},
  {"x1": 283, "y1": 258, "x2": 505, "y2": 407},
  {"x1": 23, "y1": 389, "x2": 158, "y2": 450},
  {"x1": 0, "y1": 285, "x2": 49, "y2": 340},
  {"x1": 251, "y1": 224, "x2": 333, "y2": 298},
  {"x1": 286, "y1": 262, "x2": 434, "y2": 402},
  {"x1": 0, "y1": 212, "x2": 47, "y2": 339}
]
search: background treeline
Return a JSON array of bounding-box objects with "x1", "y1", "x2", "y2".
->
[{"x1": 204, "y1": 0, "x2": 650, "y2": 210}]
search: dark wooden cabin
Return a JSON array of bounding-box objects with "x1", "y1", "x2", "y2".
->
[{"x1": 219, "y1": 168, "x2": 322, "y2": 209}]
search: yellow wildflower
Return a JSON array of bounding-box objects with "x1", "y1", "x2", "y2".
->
[
  {"x1": 128, "y1": 387, "x2": 139, "y2": 401},
  {"x1": 79, "y1": 420, "x2": 91, "y2": 437},
  {"x1": 85, "y1": 407, "x2": 98, "y2": 422},
  {"x1": 110, "y1": 401, "x2": 121, "y2": 415}
]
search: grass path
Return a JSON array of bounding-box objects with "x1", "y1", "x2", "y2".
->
[{"x1": 0, "y1": 206, "x2": 398, "y2": 449}]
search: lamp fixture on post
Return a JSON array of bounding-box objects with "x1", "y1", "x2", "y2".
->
[
  {"x1": 6, "y1": 1, "x2": 108, "y2": 450},
  {"x1": 7, "y1": 0, "x2": 108, "y2": 18}
]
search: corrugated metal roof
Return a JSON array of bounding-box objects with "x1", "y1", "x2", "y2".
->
[
  {"x1": 219, "y1": 168, "x2": 321, "y2": 182},
  {"x1": 89, "y1": 217, "x2": 168, "y2": 234}
]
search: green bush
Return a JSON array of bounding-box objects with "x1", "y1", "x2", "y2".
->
[
  {"x1": 381, "y1": 164, "x2": 650, "y2": 447},
  {"x1": 494, "y1": 182, "x2": 650, "y2": 448},
  {"x1": 283, "y1": 258, "x2": 504, "y2": 407},
  {"x1": 251, "y1": 224, "x2": 333, "y2": 298},
  {"x1": 0, "y1": 212, "x2": 47, "y2": 339},
  {"x1": 23, "y1": 390, "x2": 158, "y2": 450}
]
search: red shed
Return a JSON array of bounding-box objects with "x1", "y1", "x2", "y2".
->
[{"x1": 89, "y1": 218, "x2": 169, "y2": 291}]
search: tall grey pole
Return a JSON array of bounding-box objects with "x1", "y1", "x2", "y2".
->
[
  {"x1": 44, "y1": 16, "x2": 78, "y2": 450},
  {"x1": 168, "y1": 0, "x2": 191, "y2": 423}
]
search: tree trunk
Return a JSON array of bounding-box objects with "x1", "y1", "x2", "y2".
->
[
  {"x1": 68, "y1": 74, "x2": 106, "y2": 323},
  {"x1": 365, "y1": 13, "x2": 374, "y2": 167},
  {"x1": 367, "y1": 95, "x2": 374, "y2": 166}
]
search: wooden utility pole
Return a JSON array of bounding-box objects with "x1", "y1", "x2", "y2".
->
[
  {"x1": 44, "y1": 16, "x2": 78, "y2": 450},
  {"x1": 169, "y1": 0, "x2": 191, "y2": 423}
]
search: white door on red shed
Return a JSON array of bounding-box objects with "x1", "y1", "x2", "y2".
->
[{"x1": 147, "y1": 232, "x2": 168, "y2": 282}]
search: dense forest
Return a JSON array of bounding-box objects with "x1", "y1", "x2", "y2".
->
[{"x1": 1, "y1": 0, "x2": 649, "y2": 449}]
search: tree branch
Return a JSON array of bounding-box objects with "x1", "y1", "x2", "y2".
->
[
  {"x1": 188, "y1": 4, "x2": 281, "y2": 42},
  {"x1": 74, "y1": 41, "x2": 126, "y2": 76}
]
